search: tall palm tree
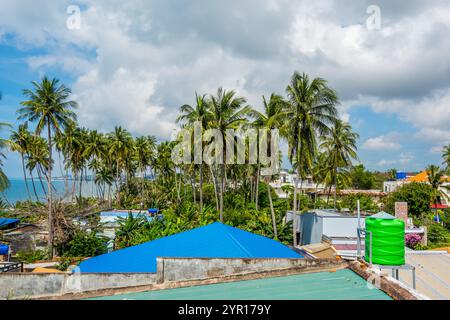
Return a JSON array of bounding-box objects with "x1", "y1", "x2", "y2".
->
[
  {"x1": 17, "y1": 76, "x2": 77, "y2": 257},
  {"x1": 208, "y1": 87, "x2": 251, "y2": 222},
  {"x1": 443, "y1": 144, "x2": 450, "y2": 172},
  {"x1": 249, "y1": 94, "x2": 286, "y2": 238},
  {"x1": 135, "y1": 136, "x2": 156, "y2": 205},
  {"x1": 282, "y1": 72, "x2": 339, "y2": 246},
  {"x1": 0, "y1": 122, "x2": 11, "y2": 193},
  {"x1": 8, "y1": 123, "x2": 32, "y2": 198},
  {"x1": 320, "y1": 120, "x2": 359, "y2": 209},
  {"x1": 108, "y1": 126, "x2": 133, "y2": 206},
  {"x1": 177, "y1": 93, "x2": 211, "y2": 213},
  {"x1": 25, "y1": 134, "x2": 50, "y2": 201}
]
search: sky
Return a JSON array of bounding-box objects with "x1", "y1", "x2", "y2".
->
[{"x1": 1, "y1": 0, "x2": 449, "y2": 178}]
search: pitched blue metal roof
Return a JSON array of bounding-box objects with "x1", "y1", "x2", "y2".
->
[
  {"x1": 0, "y1": 218, "x2": 20, "y2": 229},
  {"x1": 77, "y1": 222, "x2": 303, "y2": 273}
]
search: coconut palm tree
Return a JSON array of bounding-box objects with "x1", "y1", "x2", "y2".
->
[
  {"x1": 208, "y1": 87, "x2": 251, "y2": 222},
  {"x1": 135, "y1": 136, "x2": 156, "y2": 205},
  {"x1": 426, "y1": 165, "x2": 449, "y2": 208},
  {"x1": 320, "y1": 120, "x2": 359, "y2": 209},
  {"x1": 25, "y1": 134, "x2": 50, "y2": 201},
  {"x1": 249, "y1": 94, "x2": 286, "y2": 238},
  {"x1": 282, "y1": 72, "x2": 339, "y2": 245},
  {"x1": 17, "y1": 76, "x2": 77, "y2": 257},
  {"x1": 177, "y1": 93, "x2": 211, "y2": 214},
  {"x1": 8, "y1": 123, "x2": 32, "y2": 198},
  {"x1": 0, "y1": 122, "x2": 10, "y2": 193},
  {"x1": 108, "y1": 126, "x2": 133, "y2": 206},
  {"x1": 443, "y1": 144, "x2": 450, "y2": 172}
]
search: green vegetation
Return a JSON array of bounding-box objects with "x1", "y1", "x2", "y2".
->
[
  {"x1": 383, "y1": 182, "x2": 434, "y2": 222},
  {"x1": 15, "y1": 249, "x2": 48, "y2": 263},
  {"x1": 5, "y1": 71, "x2": 448, "y2": 259}
]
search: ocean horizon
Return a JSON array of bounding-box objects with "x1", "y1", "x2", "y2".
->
[{"x1": 1, "y1": 178, "x2": 103, "y2": 204}]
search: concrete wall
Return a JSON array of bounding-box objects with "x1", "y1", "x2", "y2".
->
[
  {"x1": 0, "y1": 258, "x2": 344, "y2": 299},
  {"x1": 0, "y1": 272, "x2": 156, "y2": 299},
  {"x1": 156, "y1": 257, "x2": 343, "y2": 283}
]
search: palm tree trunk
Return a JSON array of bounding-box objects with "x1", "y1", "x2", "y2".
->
[
  {"x1": 266, "y1": 177, "x2": 278, "y2": 239},
  {"x1": 37, "y1": 166, "x2": 47, "y2": 197},
  {"x1": 46, "y1": 121, "x2": 54, "y2": 259},
  {"x1": 30, "y1": 170, "x2": 39, "y2": 201},
  {"x1": 333, "y1": 170, "x2": 337, "y2": 211},
  {"x1": 255, "y1": 164, "x2": 260, "y2": 211},
  {"x1": 210, "y1": 165, "x2": 219, "y2": 212},
  {"x1": 199, "y1": 163, "x2": 203, "y2": 214},
  {"x1": 21, "y1": 153, "x2": 31, "y2": 200},
  {"x1": 220, "y1": 163, "x2": 225, "y2": 222},
  {"x1": 292, "y1": 175, "x2": 298, "y2": 246}
]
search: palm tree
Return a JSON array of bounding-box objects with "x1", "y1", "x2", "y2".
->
[
  {"x1": 426, "y1": 165, "x2": 449, "y2": 209},
  {"x1": 443, "y1": 144, "x2": 450, "y2": 172},
  {"x1": 387, "y1": 168, "x2": 397, "y2": 181},
  {"x1": 0, "y1": 122, "x2": 11, "y2": 193},
  {"x1": 320, "y1": 120, "x2": 359, "y2": 210},
  {"x1": 208, "y1": 87, "x2": 251, "y2": 222},
  {"x1": 282, "y1": 72, "x2": 339, "y2": 245},
  {"x1": 8, "y1": 123, "x2": 32, "y2": 198},
  {"x1": 135, "y1": 136, "x2": 156, "y2": 205},
  {"x1": 249, "y1": 94, "x2": 286, "y2": 238},
  {"x1": 25, "y1": 134, "x2": 50, "y2": 201},
  {"x1": 17, "y1": 77, "x2": 77, "y2": 257},
  {"x1": 108, "y1": 126, "x2": 133, "y2": 207},
  {"x1": 177, "y1": 93, "x2": 211, "y2": 214}
]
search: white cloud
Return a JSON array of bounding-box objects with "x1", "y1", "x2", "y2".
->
[
  {"x1": 362, "y1": 134, "x2": 401, "y2": 151},
  {"x1": 1, "y1": 0, "x2": 450, "y2": 144}
]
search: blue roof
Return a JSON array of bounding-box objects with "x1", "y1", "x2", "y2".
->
[
  {"x1": 0, "y1": 218, "x2": 20, "y2": 229},
  {"x1": 77, "y1": 222, "x2": 303, "y2": 273}
]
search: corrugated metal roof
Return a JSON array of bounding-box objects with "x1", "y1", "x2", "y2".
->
[
  {"x1": 90, "y1": 269, "x2": 392, "y2": 300},
  {"x1": 398, "y1": 252, "x2": 450, "y2": 300},
  {"x1": 77, "y1": 222, "x2": 303, "y2": 273}
]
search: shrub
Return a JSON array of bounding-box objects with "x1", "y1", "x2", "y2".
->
[
  {"x1": 405, "y1": 233, "x2": 422, "y2": 249},
  {"x1": 62, "y1": 231, "x2": 108, "y2": 258},
  {"x1": 383, "y1": 182, "x2": 433, "y2": 220},
  {"x1": 428, "y1": 224, "x2": 450, "y2": 245},
  {"x1": 15, "y1": 249, "x2": 48, "y2": 263}
]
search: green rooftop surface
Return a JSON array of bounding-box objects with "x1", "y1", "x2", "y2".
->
[{"x1": 89, "y1": 269, "x2": 392, "y2": 300}]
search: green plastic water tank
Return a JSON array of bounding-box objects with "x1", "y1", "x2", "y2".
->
[{"x1": 365, "y1": 212, "x2": 405, "y2": 265}]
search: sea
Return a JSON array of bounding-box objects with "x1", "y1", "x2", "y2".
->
[{"x1": 1, "y1": 178, "x2": 103, "y2": 204}]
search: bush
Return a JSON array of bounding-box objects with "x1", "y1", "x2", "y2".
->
[
  {"x1": 339, "y1": 194, "x2": 379, "y2": 212},
  {"x1": 383, "y1": 182, "x2": 433, "y2": 221},
  {"x1": 61, "y1": 231, "x2": 108, "y2": 258},
  {"x1": 15, "y1": 249, "x2": 48, "y2": 263},
  {"x1": 428, "y1": 224, "x2": 450, "y2": 245}
]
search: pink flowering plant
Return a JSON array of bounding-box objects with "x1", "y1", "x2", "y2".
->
[{"x1": 405, "y1": 233, "x2": 422, "y2": 249}]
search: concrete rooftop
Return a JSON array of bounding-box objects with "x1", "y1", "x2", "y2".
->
[{"x1": 89, "y1": 269, "x2": 392, "y2": 300}]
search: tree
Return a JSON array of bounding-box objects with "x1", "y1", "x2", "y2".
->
[
  {"x1": 348, "y1": 165, "x2": 376, "y2": 190},
  {"x1": 249, "y1": 94, "x2": 286, "y2": 238},
  {"x1": 443, "y1": 144, "x2": 450, "y2": 172},
  {"x1": 8, "y1": 123, "x2": 33, "y2": 199},
  {"x1": 0, "y1": 122, "x2": 11, "y2": 193},
  {"x1": 383, "y1": 182, "x2": 433, "y2": 220},
  {"x1": 18, "y1": 77, "x2": 78, "y2": 257},
  {"x1": 320, "y1": 120, "x2": 359, "y2": 209},
  {"x1": 208, "y1": 87, "x2": 251, "y2": 222},
  {"x1": 426, "y1": 165, "x2": 449, "y2": 207},
  {"x1": 282, "y1": 72, "x2": 339, "y2": 245},
  {"x1": 108, "y1": 126, "x2": 133, "y2": 206},
  {"x1": 177, "y1": 93, "x2": 211, "y2": 214}
]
